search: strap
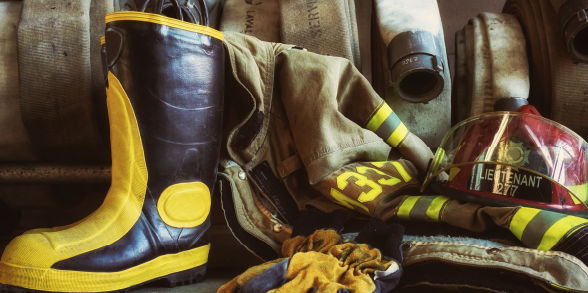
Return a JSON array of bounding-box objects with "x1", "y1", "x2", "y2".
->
[
  {"x1": 249, "y1": 161, "x2": 300, "y2": 224},
  {"x1": 136, "y1": 0, "x2": 209, "y2": 25},
  {"x1": 218, "y1": 175, "x2": 279, "y2": 261}
]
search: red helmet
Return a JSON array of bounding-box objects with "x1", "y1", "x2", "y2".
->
[{"x1": 423, "y1": 107, "x2": 588, "y2": 216}]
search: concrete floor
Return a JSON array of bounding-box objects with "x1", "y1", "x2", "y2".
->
[
  {"x1": 133, "y1": 0, "x2": 509, "y2": 291},
  {"x1": 133, "y1": 271, "x2": 235, "y2": 293}
]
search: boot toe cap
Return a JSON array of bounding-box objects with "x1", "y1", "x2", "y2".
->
[{"x1": 1, "y1": 232, "x2": 57, "y2": 269}]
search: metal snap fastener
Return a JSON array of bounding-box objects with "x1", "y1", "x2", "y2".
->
[
  {"x1": 273, "y1": 223, "x2": 283, "y2": 233},
  {"x1": 238, "y1": 171, "x2": 246, "y2": 180}
]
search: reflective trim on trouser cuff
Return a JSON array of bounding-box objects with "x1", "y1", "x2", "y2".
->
[
  {"x1": 568, "y1": 183, "x2": 587, "y2": 205},
  {"x1": 509, "y1": 207, "x2": 588, "y2": 250},
  {"x1": 397, "y1": 195, "x2": 449, "y2": 222},
  {"x1": 397, "y1": 196, "x2": 421, "y2": 220},
  {"x1": 0, "y1": 244, "x2": 209, "y2": 292},
  {"x1": 365, "y1": 102, "x2": 408, "y2": 147}
]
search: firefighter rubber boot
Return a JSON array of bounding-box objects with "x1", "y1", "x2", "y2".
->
[{"x1": 0, "y1": 2, "x2": 224, "y2": 292}]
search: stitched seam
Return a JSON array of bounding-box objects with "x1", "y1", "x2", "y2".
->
[
  {"x1": 308, "y1": 139, "x2": 390, "y2": 184},
  {"x1": 225, "y1": 171, "x2": 280, "y2": 250},
  {"x1": 304, "y1": 136, "x2": 382, "y2": 165},
  {"x1": 404, "y1": 241, "x2": 588, "y2": 265}
]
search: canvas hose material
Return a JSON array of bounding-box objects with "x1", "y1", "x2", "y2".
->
[
  {"x1": 279, "y1": 0, "x2": 361, "y2": 70},
  {"x1": 504, "y1": 0, "x2": 588, "y2": 139},
  {"x1": 355, "y1": 0, "x2": 372, "y2": 83},
  {"x1": 371, "y1": 0, "x2": 451, "y2": 148},
  {"x1": 220, "y1": 0, "x2": 372, "y2": 80},
  {"x1": 220, "y1": 0, "x2": 280, "y2": 42},
  {"x1": 0, "y1": 1, "x2": 36, "y2": 162},
  {"x1": 454, "y1": 13, "x2": 530, "y2": 123},
  {"x1": 17, "y1": 0, "x2": 112, "y2": 163}
]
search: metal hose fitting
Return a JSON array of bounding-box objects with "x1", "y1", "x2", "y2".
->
[
  {"x1": 559, "y1": 0, "x2": 588, "y2": 63},
  {"x1": 387, "y1": 30, "x2": 445, "y2": 103}
]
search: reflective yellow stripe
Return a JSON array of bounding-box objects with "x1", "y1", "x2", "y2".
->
[
  {"x1": 537, "y1": 216, "x2": 588, "y2": 250},
  {"x1": 425, "y1": 196, "x2": 449, "y2": 221},
  {"x1": 365, "y1": 102, "x2": 409, "y2": 147},
  {"x1": 366, "y1": 103, "x2": 392, "y2": 131},
  {"x1": 431, "y1": 148, "x2": 445, "y2": 173},
  {"x1": 0, "y1": 244, "x2": 209, "y2": 292},
  {"x1": 549, "y1": 282, "x2": 573, "y2": 292},
  {"x1": 105, "y1": 11, "x2": 223, "y2": 41},
  {"x1": 570, "y1": 194, "x2": 581, "y2": 205},
  {"x1": 568, "y1": 183, "x2": 587, "y2": 205},
  {"x1": 100, "y1": 36, "x2": 105, "y2": 45},
  {"x1": 386, "y1": 123, "x2": 408, "y2": 147},
  {"x1": 391, "y1": 161, "x2": 412, "y2": 182},
  {"x1": 397, "y1": 196, "x2": 421, "y2": 220},
  {"x1": 509, "y1": 207, "x2": 541, "y2": 240}
]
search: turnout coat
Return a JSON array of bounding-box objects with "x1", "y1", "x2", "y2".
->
[{"x1": 218, "y1": 32, "x2": 588, "y2": 291}]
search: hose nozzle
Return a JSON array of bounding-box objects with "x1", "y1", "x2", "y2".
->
[
  {"x1": 559, "y1": 0, "x2": 588, "y2": 63},
  {"x1": 388, "y1": 30, "x2": 445, "y2": 103}
]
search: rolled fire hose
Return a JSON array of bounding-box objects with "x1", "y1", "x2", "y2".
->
[
  {"x1": 220, "y1": 0, "x2": 372, "y2": 83},
  {"x1": 372, "y1": 0, "x2": 451, "y2": 147},
  {"x1": 91, "y1": 0, "x2": 115, "y2": 154},
  {"x1": 279, "y1": 0, "x2": 361, "y2": 70},
  {"x1": 0, "y1": 1, "x2": 36, "y2": 162},
  {"x1": 554, "y1": 0, "x2": 588, "y2": 63},
  {"x1": 454, "y1": 13, "x2": 530, "y2": 123},
  {"x1": 17, "y1": 0, "x2": 111, "y2": 163},
  {"x1": 504, "y1": 0, "x2": 588, "y2": 139},
  {"x1": 355, "y1": 0, "x2": 372, "y2": 83},
  {"x1": 220, "y1": 0, "x2": 280, "y2": 42},
  {"x1": 374, "y1": 0, "x2": 448, "y2": 103}
]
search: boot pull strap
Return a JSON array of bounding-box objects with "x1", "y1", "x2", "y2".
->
[{"x1": 137, "y1": 0, "x2": 209, "y2": 26}]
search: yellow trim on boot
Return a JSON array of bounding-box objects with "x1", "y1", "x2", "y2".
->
[
  {"x1": 0, "y1": 244, "x2": 209, "y2": 292},
  {"x1": 105, "y1": 11, "x2": 223, "y2": 41},
  {"x1": 157, "y1": 182, "x2": 211, "y2": 228},
  {"x1": 0, "y1": 72, "x2": 148, "y2": 291}
]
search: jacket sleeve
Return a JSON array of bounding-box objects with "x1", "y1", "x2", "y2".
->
[{"x1": 275, "y1": 48, "x2": 434, "y2": 176}]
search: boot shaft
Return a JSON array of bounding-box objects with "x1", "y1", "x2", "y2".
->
[{"x1": 105, "y1": 12, "x2": 224, "y2": 196}]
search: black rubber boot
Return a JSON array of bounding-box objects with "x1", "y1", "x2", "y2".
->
[{"x1": 0, "y1": 1, "x2": 224, "y2": 292}]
